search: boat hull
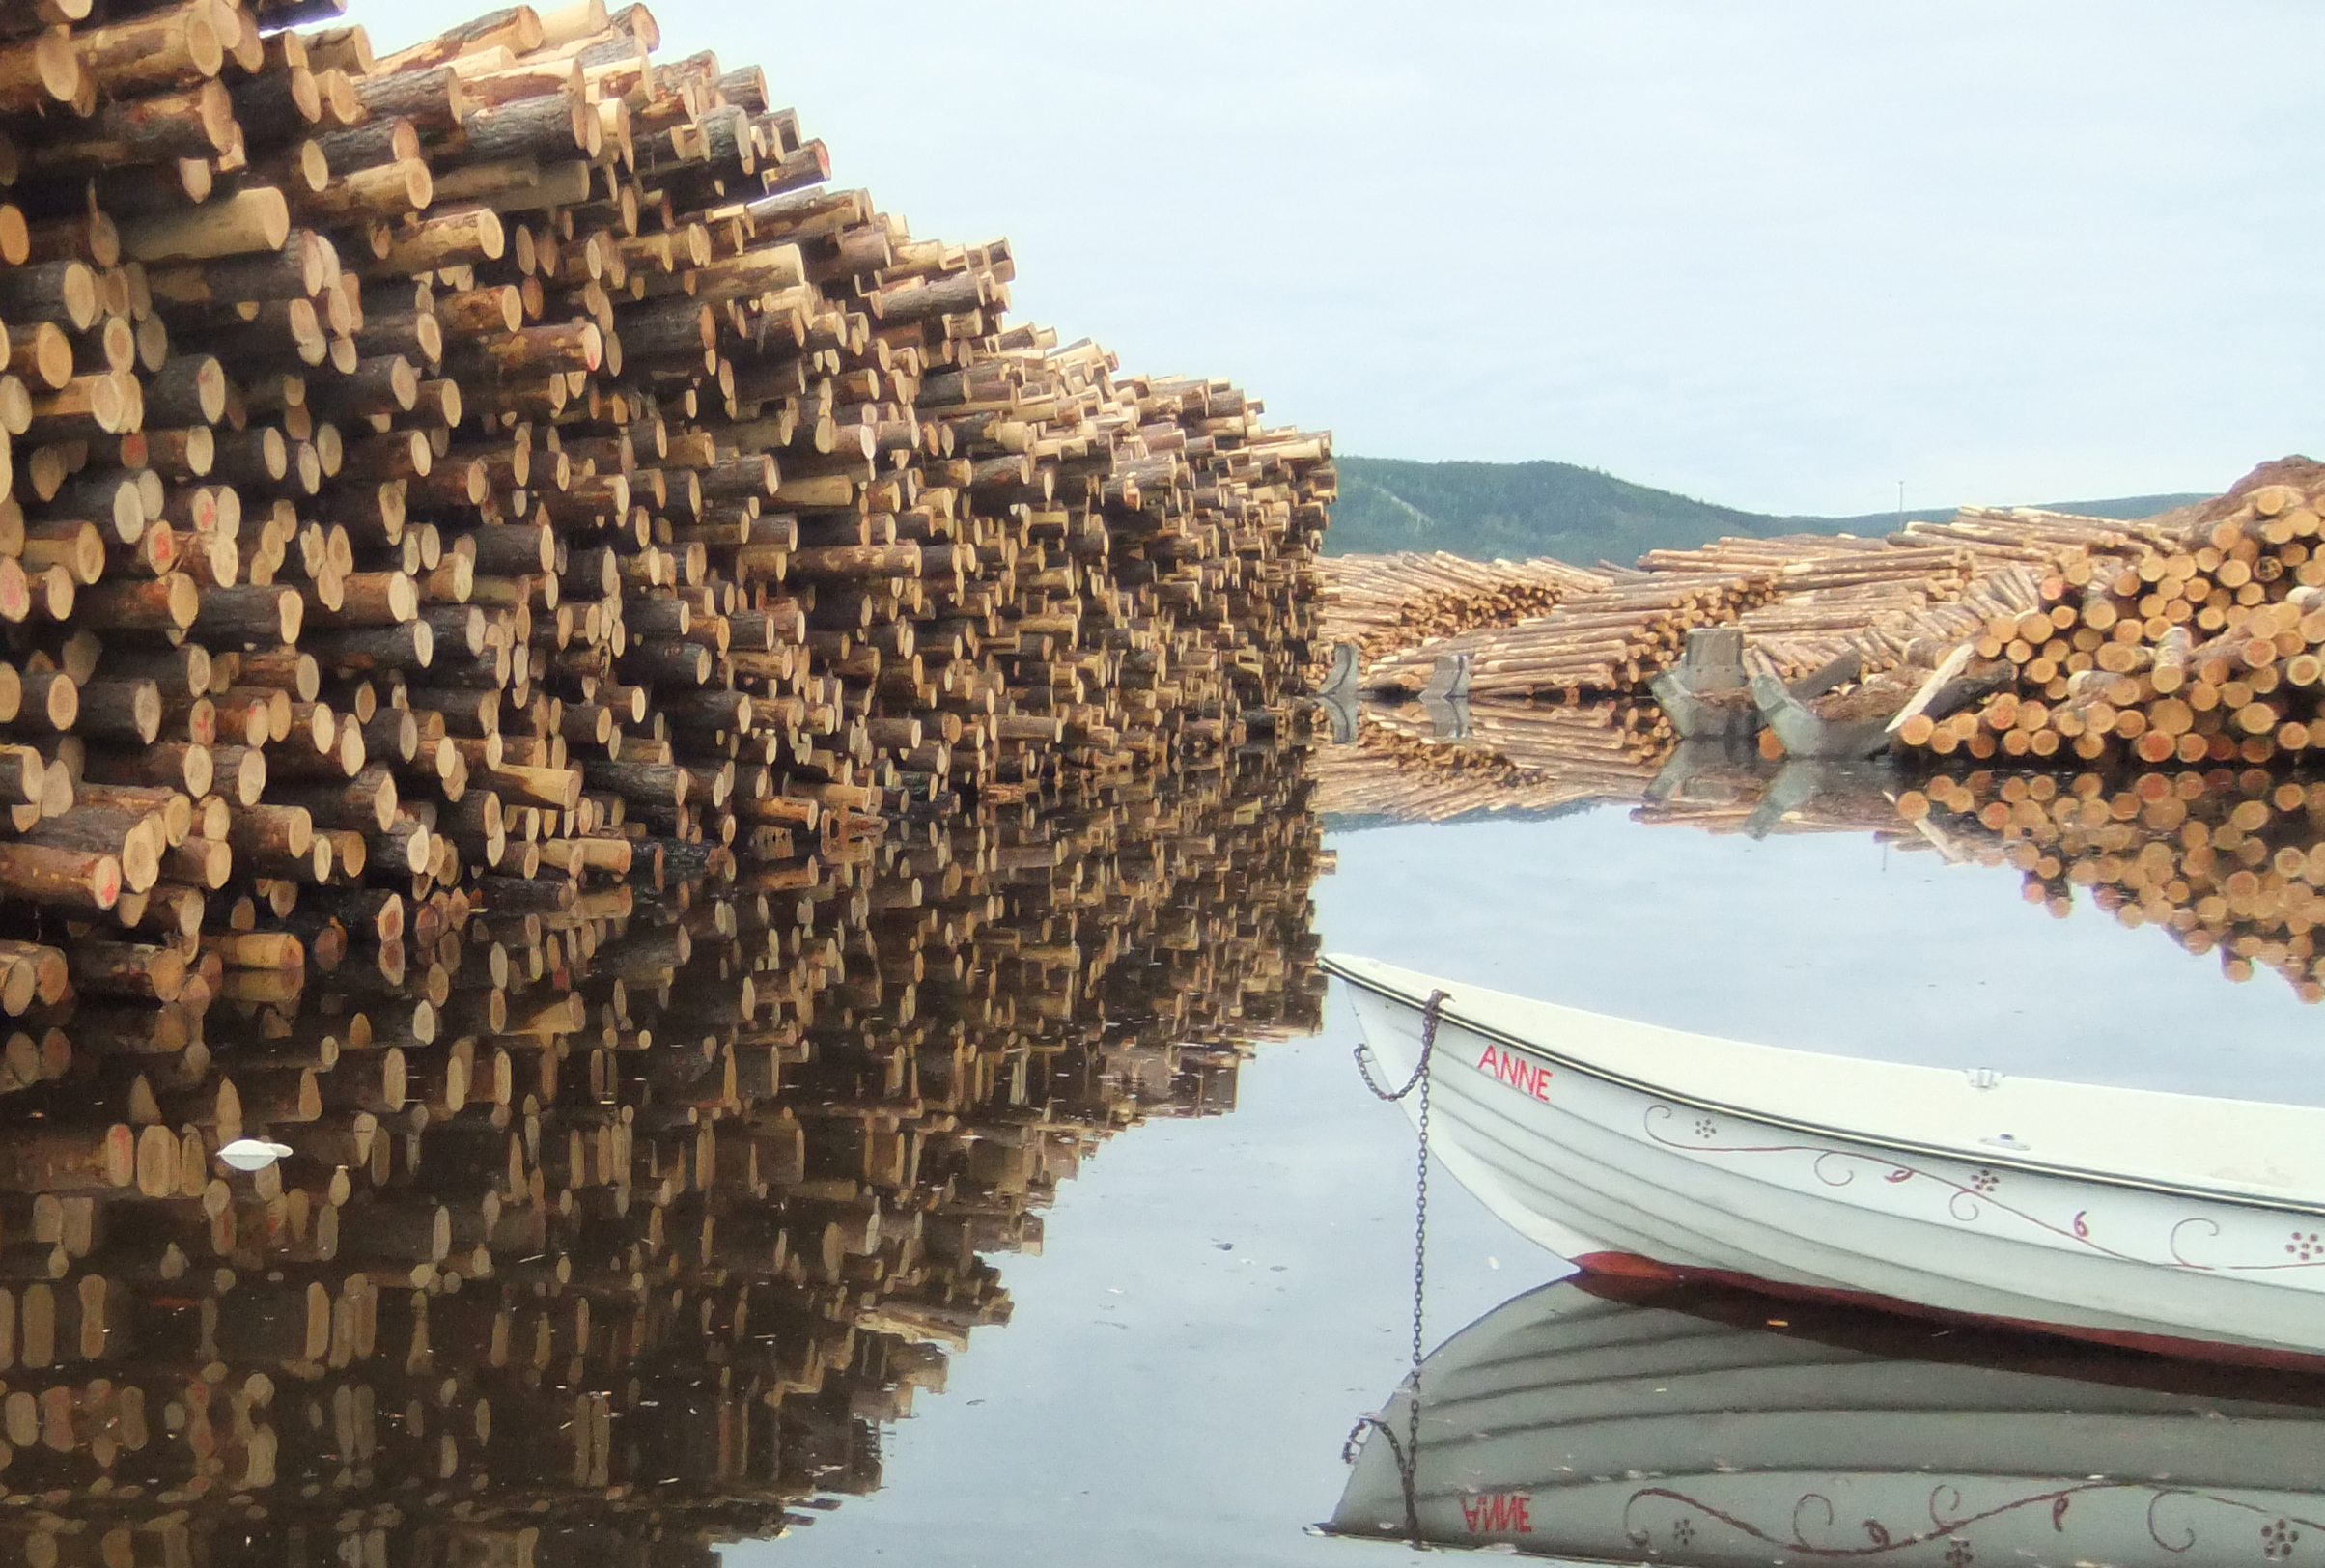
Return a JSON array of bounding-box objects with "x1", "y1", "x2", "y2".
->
[
  {"x1": 1335, "y1": 968, "x2": 2325, "y2": 1364},
  {"x1": 1327, "y1": 1276, "x2": 2325, "y2": 1566}
]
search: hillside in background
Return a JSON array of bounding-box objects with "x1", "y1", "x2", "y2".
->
[{"x1": 1328, "y1": 456, "x2": 2209, "y2": 565}]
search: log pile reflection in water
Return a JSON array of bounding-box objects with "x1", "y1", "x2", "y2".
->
[
  {"x1": 1312, "y1": 700, "x2": 1667, "y2": 825},
  {"x1": 1901, "y1": 767, "x2": 2325, "y2": 1003},
  {"x1": 0, "y1": 738, "x2": 1323, "y2": 1564},
  {"x1": 1645, "y1": 753, "x2": 2325, "y2": 1004},
  {"x1": 1323, "y1": 692, "x2": 2325, "y2": 1009}
]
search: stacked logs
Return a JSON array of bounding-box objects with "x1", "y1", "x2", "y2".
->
[
  {"x1": 1316, "y1": 551, "x2": 1604, "y2": 669},
  {"x1": 0, "y1": 727, "x2": 1326, "y2": 1562},
  {"x1": 0, "y1": 0, "x2": 1335, "y2": 1000},
  {"x1": 1316, "y1": 504, "x2": 2262, "y2": 798},
  {"x1": 1341, "y1": 502, "x2": 2273, "y2": 774},
  {"x1": 0, "y1": 0, "x2": 1339, "y2": 1558},
  {"x1": 1893, "y1": 464, "x2": 2325, "y2": 769},
  {"x1": 1631, "y1": 512, "x2": 2200, "y2": 689},
  {"x1": 1894, "y1": 505, "x2": 2201, "y2": 572},
  {"x1": 1637, "y1": 533, "x2": 1980, "y2": 683},
  {"x1": 1340, "y1": 506, "x2": 2265, "y2": 763},
  {"x1": 1362, "y1": 566, "x2": 1773, "y2": 699},
  {"x1": 1347, "y1": 510, "x2": 2185, "y2": 708}
]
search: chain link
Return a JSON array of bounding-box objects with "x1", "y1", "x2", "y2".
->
[
  {"x1": 1347, "y1": 987, "x2": 1449, "y2": 1549},
  {"x1": 1352, "y1": 988, "x2": 1443, "y2": 1103}
]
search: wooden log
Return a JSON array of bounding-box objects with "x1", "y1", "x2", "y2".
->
[
  {"x1": 0, "y1": 1125, "x2": 134, "y2": 1193},
  {"x1": 190, "y1": 583, "x2": 301, "y2": 642},
  {"x1": 0, "y1": 28, "x2": 81, "y2": 113},
  {"x1": 67, "y1": 1, "x2": 225, "y2": 93},
  {"x1": 297, "y1": 158, "x2": 434, "y2": 225},
  {"x1": 0, "y1": 842, "x2": 120, "y2": 910},
  {"x1": 7, "y1": 319, "x2": 70, "y2": 389},
  {"x1": 351, "y1": 64, "x2": 468, "y2": 134}
]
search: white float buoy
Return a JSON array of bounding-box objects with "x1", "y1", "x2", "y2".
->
[{"x1": 217, "y1": 1137, "x2": 294, "y2": 1172}]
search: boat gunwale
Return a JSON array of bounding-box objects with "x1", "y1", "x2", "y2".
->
[{"x1": 1321, "y1": 954, "x2": 2325, "y2": 1221}]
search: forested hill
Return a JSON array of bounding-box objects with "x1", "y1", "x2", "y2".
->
[{"x1": 1327, "y1": 456, "x2": 2208, "y2": 565}]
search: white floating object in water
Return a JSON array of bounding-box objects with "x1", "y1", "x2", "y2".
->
[{"x1": 217, "y1": 1137, "x2": 294, "y2": 1172}]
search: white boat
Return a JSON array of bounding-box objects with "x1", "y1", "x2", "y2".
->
[
  {"x1": 1325, "y1": 1274, "x2": 2325, "y2": 1564},
  {"x1": 1324, "y1": 954, "x2": 2325, "y2": 1365}
]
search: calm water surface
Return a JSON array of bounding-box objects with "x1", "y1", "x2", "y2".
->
[{"x1": 741, "y1": 798, "x2": 2324, "y2": 1564}]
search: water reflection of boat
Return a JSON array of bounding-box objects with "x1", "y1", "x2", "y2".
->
[
  {"x1": 1324, "y1": 1274, "x2": 2325, "y2": 1564},
  {"x1": 1324, "y1": 956, "x2": 2325, "y2": 1365}
]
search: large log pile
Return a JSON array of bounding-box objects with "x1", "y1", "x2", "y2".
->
[
  {"x1": 0, "y1": 0, "x2": 1335, "y2": 949},
  {"x1": 0, "y1": 0, "x2": 1338, "y2": 1556}
]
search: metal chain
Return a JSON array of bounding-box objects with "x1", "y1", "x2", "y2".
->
[
  {"x1": 1346, "y1": 988, "x2": 1449, "y2": 1550},
  {"x1": 1352, "y1": 988, "x2": 1445, "y2": 1103}
]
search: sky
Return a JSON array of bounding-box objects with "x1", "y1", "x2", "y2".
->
[{"x1": 364, "y1": 1, "x2": 2325, "y2": 515}]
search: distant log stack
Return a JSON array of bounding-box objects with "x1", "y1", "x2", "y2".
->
[
  {"x1": 1362, "y1": 566, "x2": 1775, "y2": 699},
  {"x1": 1891, "y1": 463, "x2": 2325, "y2": 768},
  {"x1": 0, "y1": 0, "x2": 1336, "y2": 1558},
  {"x1": 1630, "y1": 511, "x2": 2198, "y2": 688},
  {"x1": 1638, "y1": 533, "x2": 1980, "y2": 683},
  {"x1": 1628, "y1": 504, "x2": 2268, "y2": 756},
  {"x1": 1317, "y1": 551, "x2": 1604, "y2": 668},
  {"x1": 1341, "y1": 492, "x2": 2298, "y2": 770}
]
